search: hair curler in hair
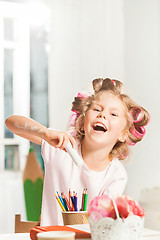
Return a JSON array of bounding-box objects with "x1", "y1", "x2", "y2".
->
[
  {"x1": 130, "y1": 107, "x2": 144, "y2": 123},
  {"x1": 127, "y1": 125, "x2": 146, "y2": 146},
  {"x1": 127, "y1": 140, "x2": 136, "y2": 146},
  {"x1": 130, "y1": 125, "x2": 146, "y2": 139},
  {"x1": 77, "y1": 92, "x2": 88, "y2": 99},
  {"x1": 70, "y1": 92, "x2": 88, "y2": 127},
  {"x1": 69, "y1": 111, "x2": 79, "y2": 127},
  {"x1": 111, "y1": 79, "x2": 115, "y2": 85},
  {"x1": 127, "y1": 107, "x2": 149, "y2": 146}
]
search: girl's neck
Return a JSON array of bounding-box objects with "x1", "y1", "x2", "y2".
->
[{"x1": 81, "y1": 138, "x2": 112, "y2": 171}]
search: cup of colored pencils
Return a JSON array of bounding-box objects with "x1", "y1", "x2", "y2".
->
[{"x1": 55, "y1": 189, "x2": 88, "y2": 225}]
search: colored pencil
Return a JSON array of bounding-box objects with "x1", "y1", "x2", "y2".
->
[
  {"x1": 69, "y1": 190, "x2": 75, "y2": 211},
  {"x1": 81, "y1": 189, "x2": 85, "y2": 211},
  {"x1": 73, "y1": 191, "x2": 76, "y2": 199},
  {"x1": 83, "y1": 189, "x2": 88, "y2": 211},
  {"x1": 56, "y1": 188, "x2": 88, "y2": 212},
  {"x1": 73, "y1": 191, "x2": 76, "y2": 207},
  {"x1": 55, "y1": 194, "x2": 66, "y2": 211},
  {"x1": 61, "y1": 193, "x2": 69, "y2": 211},
  {"x1": 70, "y1": 194, "x2": 75, "y2": 211},
  {"x1": 63, "y1": 193, "x2": 72, "y2": 211},
  {"x1": 69, "y1": 188, "x2": 71, "y2": 206},
  {"x1": 74, "y1": 193, "x2": 78, "y2": 211},
  {"x1": 56, "y1": 191, "x2": 64, "y2": 206}
]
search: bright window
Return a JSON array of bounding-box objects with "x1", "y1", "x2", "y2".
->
[
  {"x1": 0, "y1": 2, "x2": 30, "y2": 171},
  {"x1": 0, "y1": 1, "x2": 49, "y2": 172}
]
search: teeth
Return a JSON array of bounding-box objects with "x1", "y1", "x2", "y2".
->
[
  {"x1": 94, "y1": 123, "x2": 106, "y2": 129},
  {"x1": 93, "y1": 123, "x2": 107, "y2": 132}
]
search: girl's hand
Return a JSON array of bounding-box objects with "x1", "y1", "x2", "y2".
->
[{"x1": 43, "y1": 129, "x2": 76, "y2": 150}]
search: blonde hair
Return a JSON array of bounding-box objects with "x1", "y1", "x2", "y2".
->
[{"x1": 71, "y1": 78, "x2": 150, "y2": 160}]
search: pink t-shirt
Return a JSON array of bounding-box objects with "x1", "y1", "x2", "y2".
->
[{"x1": 40, "y1": 139, "x2": 127, "y2": 226}]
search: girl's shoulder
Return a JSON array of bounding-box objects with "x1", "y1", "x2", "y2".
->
[{"x1": 110, "y1": 158, "x2": 127, "y2": 178}]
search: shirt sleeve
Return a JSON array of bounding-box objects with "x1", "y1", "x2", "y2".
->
[{"x1": 41, "y1": 139, "x2": 56, "y2": 165}]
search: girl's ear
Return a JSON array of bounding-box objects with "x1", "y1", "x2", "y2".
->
[
  {"x1": 79, "y1": 124, "x2": 85, "y2": 135},
  {"x1": 118, "y1": 130, "x2": 129, "y2": 142}
]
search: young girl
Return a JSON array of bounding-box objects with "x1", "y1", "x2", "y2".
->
[{"x1": 5, "y1": 78, "x2": 150, "y2": 226}]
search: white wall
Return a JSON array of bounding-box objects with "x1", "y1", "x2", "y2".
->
[
  {"x1": 47, "y1": 0, "x2": 125, "y2": 131},
  {"x1": 124, "y1": 0, "x2": 160, "y2": 200}
]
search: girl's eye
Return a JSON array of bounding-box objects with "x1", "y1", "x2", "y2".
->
[
  {"x1": 94, "y1": 108, "x2": 101, "y2": 112},
  {"x1": 111, "y1": 113, "x2": 118, "y2": 117}
]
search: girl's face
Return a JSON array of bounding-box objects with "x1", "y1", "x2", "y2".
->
[{"x1": 83, "y1": 92, "x2": 128, "y2": 148}]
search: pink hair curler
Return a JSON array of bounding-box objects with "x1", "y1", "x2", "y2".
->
[
  {"x1": 69, "y1": 113, "x2": 78, "y2": 127},
  {"x1": 128, "y1": 140, "x2": 136, "y2": 146},
  {"x1": 111, "y1": 80, "x2": 116, "y2": 86},
  {"x1": 69, "y1": 92, "x2": 88, "y2": 127},
  {"x1": 77, "y1": 92, "x2": 88, "y2": 99},
  {"x1": 130, "y1": 107, "x2": 144, "y2": 123},
  {"x1": 130, "y1": 125, "x2": 146, "y2": 138}
]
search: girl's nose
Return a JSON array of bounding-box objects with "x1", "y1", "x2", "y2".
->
[{"x1": 97, "y1": 112, "x2": 106, "y2": 120}]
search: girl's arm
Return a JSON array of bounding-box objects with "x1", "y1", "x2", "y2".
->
[{"x1": 5, "y1": 115, "x2": 76, "y2": 149}]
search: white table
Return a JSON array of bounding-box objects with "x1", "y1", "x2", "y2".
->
[{"x1": 0, "y1": 226, "x2": 160, "y2": 240}]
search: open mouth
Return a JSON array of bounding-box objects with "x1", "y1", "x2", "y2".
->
[{"x1": 92, "y1": 123, "x2": 107, "y2": 132}]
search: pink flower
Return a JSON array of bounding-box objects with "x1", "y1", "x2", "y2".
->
[
  {"x1": 115, "y1": 196, "x2": 129, "y2": 219},
  {"x1": 125, "y1": 196, "x2": 144, "y2": 217},
  {"x1": 88, "y1": 195, "x2": 144, "y2": 221},
  {"x1": 88, "y1": 195, "x2": 116, "y2": 221}
]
